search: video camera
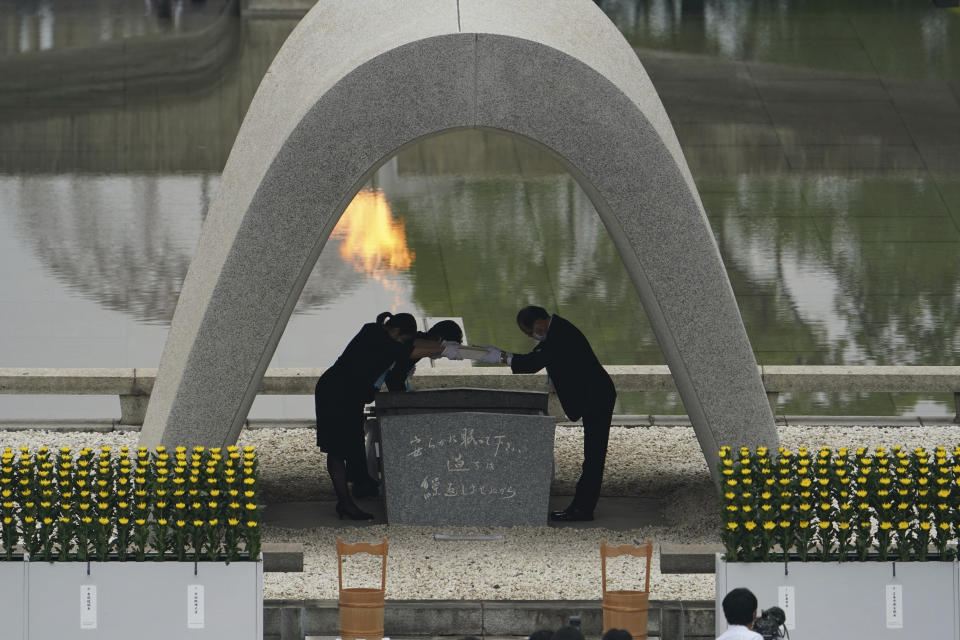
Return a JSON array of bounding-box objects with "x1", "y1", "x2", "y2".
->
[{"x1": 752, "y1": 606, "x2": 788, "y2": 640}]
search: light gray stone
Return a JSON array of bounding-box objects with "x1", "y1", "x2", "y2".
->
[
  {"x1": 140, "y1": 0, "x2": 777, "y2": 481},
  {"x1": 118, "y1": 394, "x2": 150, "y2": 425},
  {"x1": 375, "y1": 388, "x2": 549, "y2": 416},
  {"x1": 0, "y1": 368, "x2": 136, "y2": 394},
  {"x1": 241, "y1": 0, "x2": 315, "y2": 17},
  {"x1": 761, "y1": 365, "x2": 960, "y2": 392},
  {"x1": 262, "y1": 542, "x2": 304, "y2": 573},
  {"x1": 659, "y1": 543, "x2": 724, "y2": 574},
  {"x1": 384, "y1": 600, "x2": 484, "y2": 636},
  {"x1": 481, "y1": 601, "x2": 604, "y2": 636},
  {"x1": 379, "y1": 412, "x2": 556, "y2": 526}
]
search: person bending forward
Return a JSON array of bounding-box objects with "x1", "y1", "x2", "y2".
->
[
  {"x1": 314, "y1": 311, "x2": 449, "y2": 520},
  {"x1": 484, "y1": 305, "x2": 616, "y2": 522}
]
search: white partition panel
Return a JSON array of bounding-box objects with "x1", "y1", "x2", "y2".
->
[
  {"x1": 28, "y1": 560, "x2": 262, "y2": 639},
  {"x1": 717, "y1": 555, "x2": 958, "y2": 640}
]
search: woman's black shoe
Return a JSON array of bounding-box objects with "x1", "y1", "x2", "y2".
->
[{"x1": 335, "y1": 502, "x2": 374, "y2": 520}]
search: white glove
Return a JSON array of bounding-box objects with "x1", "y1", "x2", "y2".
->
[
  {"x1": 441, "y1": 342, "x2": 463, "y2": 360},
  {"x1": 479, "y1": 345, "x2": 503, "y2": 364}
]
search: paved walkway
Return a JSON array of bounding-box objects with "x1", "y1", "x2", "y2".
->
[{"x1": 262, "y1": 496, "x2": 667, "y2": 531}]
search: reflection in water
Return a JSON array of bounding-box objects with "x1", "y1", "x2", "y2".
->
[
  {"x1": 334, "y1": 189, "x2": 415, "y2": 279},
  {"x1": 0, "y1": 0, "x2": 228, "y2": 54},
  {"x1": 0, "y1": 173, "x2": 363, "y2": 324},
  {"x1": 602, "y1": 0, "x2": 960, "y2": 81},
  {"x1": 0, "y1": 5, "x2": 959, "y2": 418},
  {"x1": 333, "y1": 187, "x2": 416, "y2": 308}
]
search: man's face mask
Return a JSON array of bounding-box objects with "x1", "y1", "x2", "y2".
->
[{"x1": 530, "y1": 330, "x2": 546, "y2": 342}]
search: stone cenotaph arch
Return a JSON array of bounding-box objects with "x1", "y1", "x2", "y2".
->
[{"x1": 139, "y1": 0, "x2": 778, "y2": 481}]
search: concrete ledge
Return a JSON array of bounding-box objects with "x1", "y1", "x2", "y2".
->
[
  {"x1": 2, "y1": 366, "x2": 959, "y2": 428},
  {"x1": 240, "y1": 0, "x2": 314, "y2": 17},
  {"x1": 263, "y1": 599, "x2": 715, "y2": 640},
  {"x1": 0, "y1": 368, "x2": 139, "y2": 394},
  {"x1": 660, "y1": 543, "x2": 723, "y2": 574},
  {"x1": 262, "y1": 542, "x2": 304, "y2": 572},
  {"x1": 386, "y1": 600, "x2": 484, "y2": 636},
  {"x1": 0, "y1": 415, "x2": 956, "y2": 434},
  {"x1": 760, "y1": 365, "x2": 960, "y2": 393},
  {"x1": 6, "y1": 365, "x2": 960, "y2": 395},
  {"x1": 482, "y1": 601, "x2": 602, "y2": 636},
  {"x1": 0, "y1": 420, "x2": 123, "y2": 432}
]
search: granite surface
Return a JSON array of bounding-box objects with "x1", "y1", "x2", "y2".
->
[
  {"x1": 379, "y1": 412, "x2": 556, "y2": 526},
  {"x1": 142, "y1": 0, "x2": 777, "y2": 479},
  {"x1": 374, "y1": 388, "x2": 550, "y2": 416}
]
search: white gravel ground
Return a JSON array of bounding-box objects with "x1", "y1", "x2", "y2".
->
[{"x1": 4, "y1": 423, "x2": 960, "y2": 602}]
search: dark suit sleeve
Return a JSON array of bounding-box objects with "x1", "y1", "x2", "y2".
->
[
  {"x1": 384, "y1": 358, "x2": 417, "y2": 392},
  {"x1": 510, "y1": 344, "x2": 549, "y2": 374}
]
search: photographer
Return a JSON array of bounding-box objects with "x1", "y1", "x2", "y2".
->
[{"x1": 717, "y1": 588, "x2": 762, "y2": 640}]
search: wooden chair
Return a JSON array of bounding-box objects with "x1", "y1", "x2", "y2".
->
[
  {"x1": 600, "y1": 539, "x2": 653, "y2": 640},
  {"x1": 337, "y1": 537, "x2": 388, "y2": 640}
]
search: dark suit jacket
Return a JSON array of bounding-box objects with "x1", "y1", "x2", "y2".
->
[{"x1": 510, "y1": 315, "x2": 616, "y2": 421}]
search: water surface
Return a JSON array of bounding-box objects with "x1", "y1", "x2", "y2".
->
[{"x1": 0, "y1": 2, "x2": 958, "y2": 419}]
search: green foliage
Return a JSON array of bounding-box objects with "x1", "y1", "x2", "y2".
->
[
  {"x1": 0, "y1": 445, "x2": 261, "y2": 562},
  {"x1": 719, "y1": 445, "x2": 957, "y2": 562}
]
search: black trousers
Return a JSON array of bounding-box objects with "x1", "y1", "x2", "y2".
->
[{"x1": 570, "y1": 402, "x2": 614, "y2": 514}]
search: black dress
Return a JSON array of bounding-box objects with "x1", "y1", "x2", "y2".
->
[{"x1": 314, "y1": 323, "x2": 414, "y2": 471}]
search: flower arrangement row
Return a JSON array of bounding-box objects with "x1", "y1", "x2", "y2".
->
[
  {"x1": 0, "y1": 444, "x2": 261, "y2": 562},
  {"x1": 720, "y1": 445, "x2": 960, "y2": 562}
]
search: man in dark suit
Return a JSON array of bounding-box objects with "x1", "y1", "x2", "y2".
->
[{"x1": 483, "y1": 305, "x2": 617, "y2": 521}]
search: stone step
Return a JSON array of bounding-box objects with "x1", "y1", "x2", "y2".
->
[
  {"x1": 263, "y1": 542, "x2": 304, "y2": 573},
  {"x1": 658, "y1": 544, "x2": 723, "y2": 574},
  {"x1": 263, "y1": 599, "x2": 715, "y2": 640}
]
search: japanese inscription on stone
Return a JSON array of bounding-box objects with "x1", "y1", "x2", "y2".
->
[{"x1": 380, "y1": 412, "x2": 556, "y2": 526}]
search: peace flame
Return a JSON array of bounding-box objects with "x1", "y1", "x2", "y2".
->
[{"x1": 333, "y1": 188, "x2": 414, "y2": 277}]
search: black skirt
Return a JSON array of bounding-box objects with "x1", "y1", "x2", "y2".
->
[{"x1": 314, "y1": 375, "x2": 367, "y2": 459}]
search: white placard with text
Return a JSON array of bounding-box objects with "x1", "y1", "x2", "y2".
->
[
  {"x1": 80, "y1": 584, "x2": 97, "y2": 630},
  {"x1": 886, "y1": 584, "x2": 903, "y2": 629},
  {"x1": 777, "y1": 586, "x2": 796, "y2": 630},
  {"x1": 188, "y1": 584, "x2": 205, "y2": 629}
]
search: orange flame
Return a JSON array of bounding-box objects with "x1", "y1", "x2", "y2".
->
[{"x1": 333, "y1": 188, "x2": 415, "y2": 277}]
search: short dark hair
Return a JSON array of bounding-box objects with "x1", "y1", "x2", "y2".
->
[
  {"x1": 516, "y1": 305, "x2": 550, "y2": 328},
  {"x1": 601, "y1": 629, "x2": 632, "y2": 640},
  {"x1": 552, "y1": 626, "x2": 584, "y2": 640},
  {"x1": 722, "y1": 587, "x2": 757, "y2": 626},
  {"x1": 425, "y1": 320, "x2": 463, "y2": 343},
  {"x1": 528, "y1": 630, "x2": 554, "y2": 640}
]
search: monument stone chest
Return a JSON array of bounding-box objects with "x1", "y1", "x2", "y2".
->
[{"x1": 376, "y1": 389, "x2": 556, "y2": 526}]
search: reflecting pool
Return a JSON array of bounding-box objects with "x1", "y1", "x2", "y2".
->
[{"x1": 0, "y1": 2, "x2": 958, "y2": 419}]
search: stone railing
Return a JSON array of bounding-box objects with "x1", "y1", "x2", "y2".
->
[{"x1": 1, "y1": 365, "x2": 959, "y2": 425}]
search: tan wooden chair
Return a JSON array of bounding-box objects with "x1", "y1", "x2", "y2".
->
[
  {"x1": 600, "y1": 539, "x2": 653, "y2": 640},
  {"x1": 337, "y1": 537, "x2": 389, "y2": 640}
]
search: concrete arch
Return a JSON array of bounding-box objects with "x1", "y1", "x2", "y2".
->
[{"x1": 140, "y1": 0, "x2": 778, "y2": 479}]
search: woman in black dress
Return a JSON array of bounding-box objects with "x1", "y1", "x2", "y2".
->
[{"x1": 315, "y1": 311, "x2": 447, "y2": 520}]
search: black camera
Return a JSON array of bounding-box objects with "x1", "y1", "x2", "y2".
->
[{"x1": 752, "y1": 606, "x2": 787, "y2": 640}]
